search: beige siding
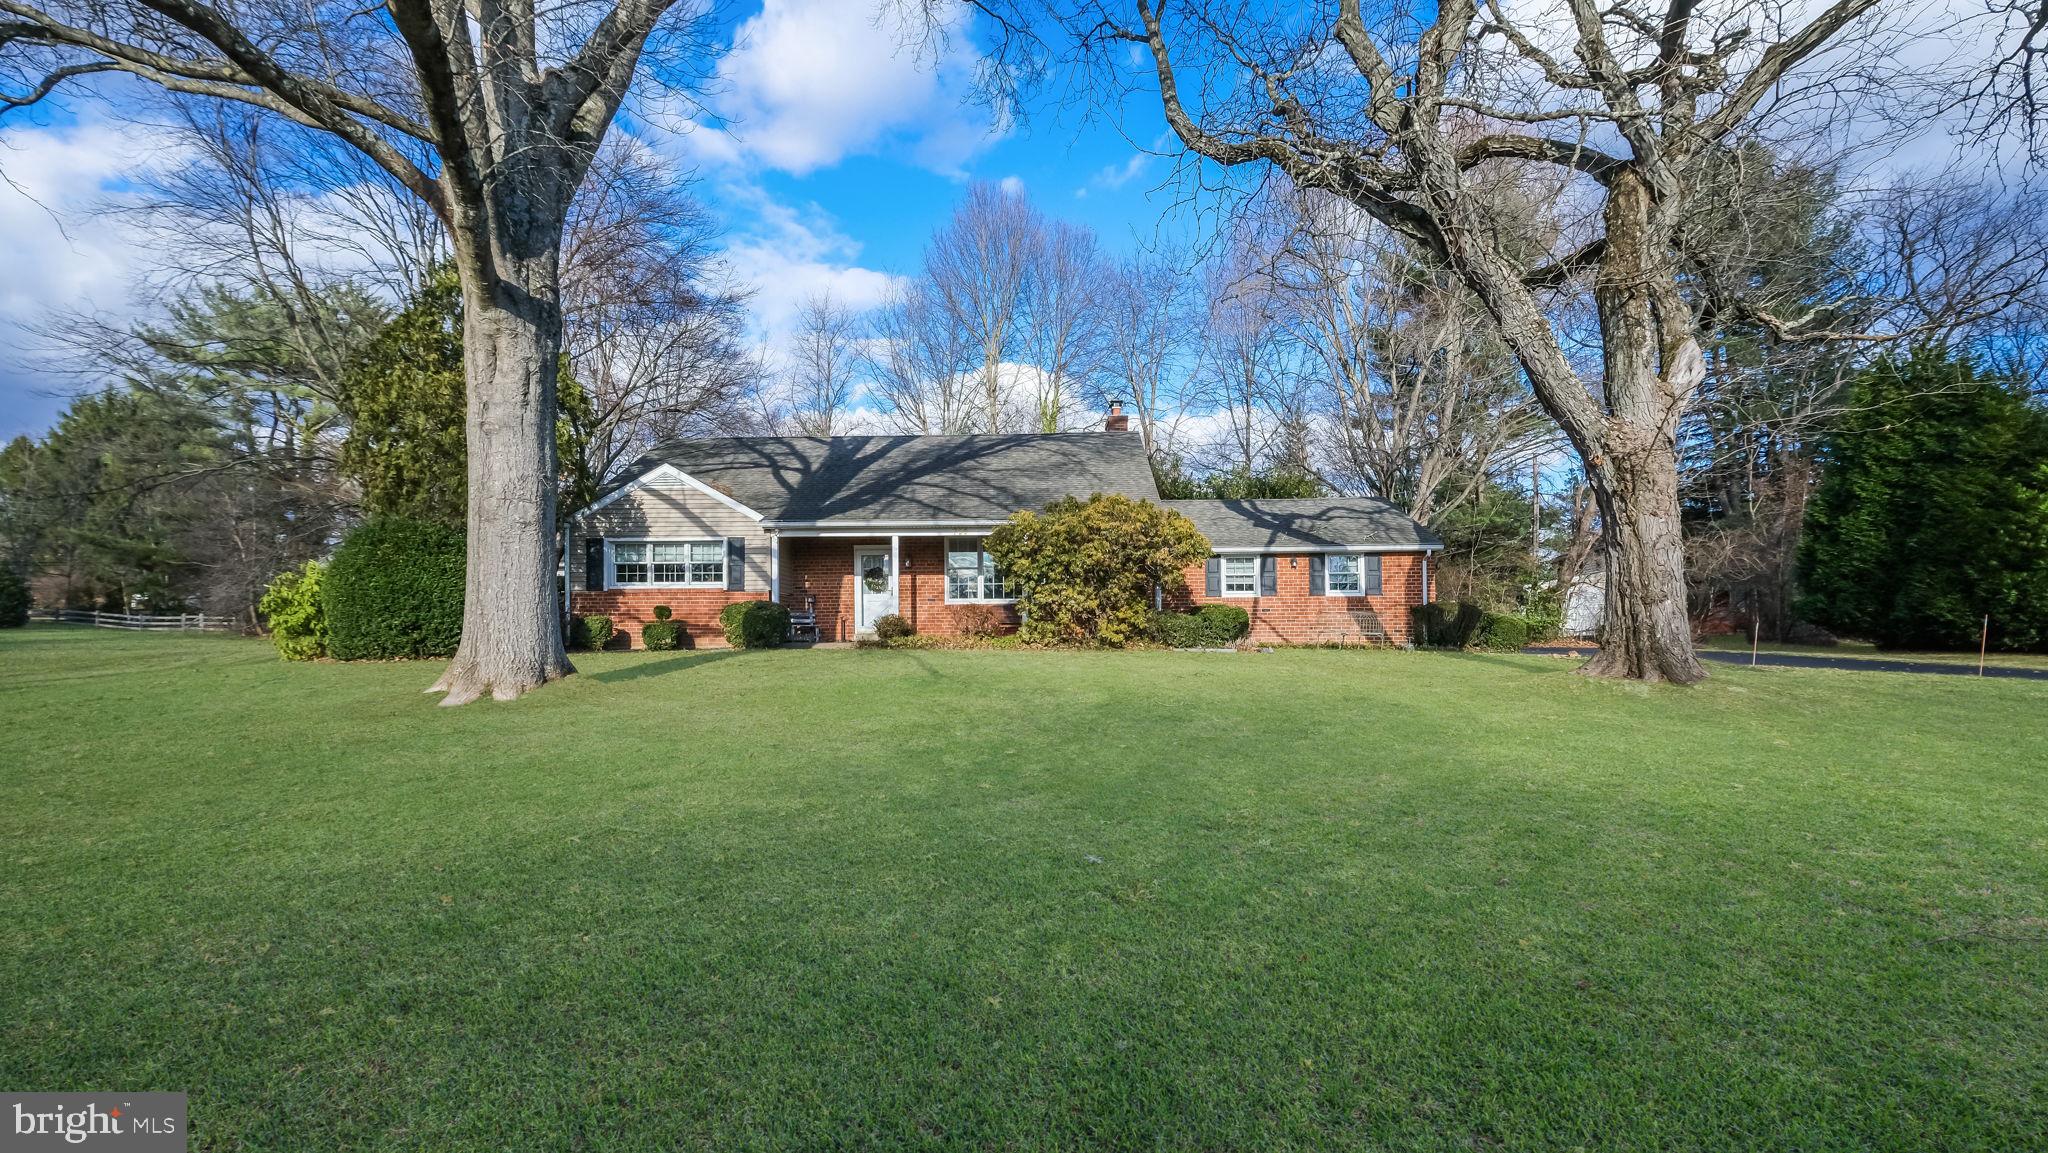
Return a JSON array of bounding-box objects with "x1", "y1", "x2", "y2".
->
[{"x1": 568, "y1": 471, "x2": 771, "y2": 592}]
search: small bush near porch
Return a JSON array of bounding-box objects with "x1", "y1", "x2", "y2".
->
[{"x1": 3, "y1": 627, "x2": 2045, "y2": 1149}]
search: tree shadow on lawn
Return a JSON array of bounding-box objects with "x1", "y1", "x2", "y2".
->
[
  {"x1": 1431, "y1": 650, "x2": 1563, "y2": 676},
  {"x1": 588, "y1": 649, "x2": 743, "y2": 683}
]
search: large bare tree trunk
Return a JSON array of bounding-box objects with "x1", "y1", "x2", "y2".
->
[
  {"x1": 1581, "y1": 434, "x2": 1705, "y2": 682},
  {"x1": 1430, "y1": 168, "x2": 1709, "y2": 684},
  {"x1": 429, "y1": 232, "x2": 576, "y2": 704},
  {"x1": 1574, "y1": 173, "x2": 1708, "y2": 683}
]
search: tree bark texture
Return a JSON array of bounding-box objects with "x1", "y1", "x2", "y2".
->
[
  {"x1": 428, "y1": 251, "x2": 576, "y2": 703},
  {"x1": 426, "y1": 154, "x2": 583, "y2": 703},
  {"x1": 1430, "y1": 170, "x2": 1708, "y2": 683}
]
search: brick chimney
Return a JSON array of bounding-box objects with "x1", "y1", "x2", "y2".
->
[{"x1": 1104, "y1": 399, "x2": 1130, "y2": 432}]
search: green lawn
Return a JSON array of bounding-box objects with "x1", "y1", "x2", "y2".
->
[
  {"x1": 1696, "y1": 631, "x2": 2048, "y2": 670},
  {"x1": 3, "y1": 626, "x2": 2045, "y2": 1151}
]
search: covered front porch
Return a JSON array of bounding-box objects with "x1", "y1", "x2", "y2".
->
[{"x1": 771, "y1": 530, "x2": 1019, "y2": 643}]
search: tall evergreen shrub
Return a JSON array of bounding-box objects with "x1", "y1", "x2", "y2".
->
[
  {"x1": 1798, "y1": 351, "x2": 2048, "y2": 651},
  {"x1": 323, "y1": 517, "x2": 465, "y2": 659}
]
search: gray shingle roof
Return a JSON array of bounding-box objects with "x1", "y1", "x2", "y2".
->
[
  {"x1": 620, "y1": 433, "x2": 1159, "y2": 523},
  {"x1": 1161, "y1": 499, "x2": 1442, "y2": 551}
]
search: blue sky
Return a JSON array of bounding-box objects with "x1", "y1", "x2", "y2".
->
[{"x1": 0, "y1": 0, "x2": 1182, "y2": 441}]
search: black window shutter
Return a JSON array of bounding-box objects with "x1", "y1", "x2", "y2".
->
[
  {"x1": 583, "y1": 539, "x2": 603, "y2": 591},
  {"x1": 1259, "y1": 555, "x2": 1277, "y2": 596},
  {"x1": 1364, "y1": 554, "x2": 1383, "y2": 595},
  {"x1": 1204, "y1": 556, "x2": 1221, "y2": 597},
  {"x1": 1309, "y1": 555, "x2": 1326, "y2": 595},
  {"x1": 726, "y1": 537, "x2": 746, "y2": 591}
]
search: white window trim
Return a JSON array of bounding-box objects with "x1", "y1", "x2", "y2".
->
[
  {"x1": 943, "y1": 536, "x2": 1017, "y2": 604},
  {"x1": 1219, "y1": 555, "x2": 1260, "y2": 598},
  {"x1": 604, "y1": 537, "x2": 728, "y2": 591},
  {"x1": 1318, "y1": 552, "x2": 1384, "y2": 602}
]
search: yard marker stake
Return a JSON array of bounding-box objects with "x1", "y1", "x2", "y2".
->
[
  {"x1": 1980, "y1": 615, "x2": 1989, "y2": 677},
  {"x1": 1751, "y1": 623, "x2": 1758, "y2": 666}
]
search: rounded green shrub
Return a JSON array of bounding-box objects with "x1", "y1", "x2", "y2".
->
[
  {"x1": 0, "y1": 565, "x2": 28, "y2": 628},
  {"x1": 872, "y1": 613, "x2": 913, "y2": 641},
  {"x1": 1151, "y1": 603, "x2": 1251, "y2": 648},
  {"x1": 1151, "y1": 610, "x2": 1202, "y2": 648},
  {"x1": 641, "y1": 606, "x2": 682, "y2": 651},
  {"x1": 570, "y1": 614, "x2": 614, "y2": 650},
  {"x1": 323, "y1": 516, "x2": 464, "y2": 660},
  {"x1": 258, "y1": 560, "x2": 328, "y2": 660},
  {"x1": 985, "y1": 494, "x2": 1211, "y2": 646},
  {"x1": 1191, "y1": 603, "x2": 1250, "y2": 643},
  {"x1": 719, "y1": 600, "x2": 789, "y2": 649},
  {"x1": 1478, "y1": 613, "x2": 1533, "y2": 651},
  {"x1": 1411, "y1": 601, "x2": 1486, "y2": 648}
]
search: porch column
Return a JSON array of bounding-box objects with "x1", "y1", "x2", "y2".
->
[
  {"x1": 890, "y1": 534, "x2": 901, "y2": 613},
  {"x1": 1421, "y1": 552, "x2": 1431, "y2": 603},
  {"x1": 769, "y1": 532, "x2": 781, "y2": 604}
]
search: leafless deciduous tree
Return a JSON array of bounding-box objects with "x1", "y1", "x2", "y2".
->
[
  {"x1": 1022, "y1": 218, "x2": 1106, "y2": 431},
  {"x1": 1193, "y1": 236, "x2": 1299, "y2": 475},
  {"x1": 2, "y1": 0, "x2": 717, "y2": 701},
  {"x1": 782, "y1": 292, "x2": 860, "y2": 436},
  {"x1": 1098, "y1": 248, "x2": 1196, "y2": 453},
  {"x1": 909, "y1": 0, "x2": 1955, "y2": 683},
  {"x1": 924, "y1": 181, "x2": 1038, "y2": 430},
  {"x1": 1266, "y1": 190, "x2": 1549, "y2": 524},
  {"x1": 560, "y1": 134, "x2": 758, "y2": 488},
  {"x1": 868, "y1": 181, "x2": 1122, "y2": 435},
  {"x1": 866, "y1": 278, "x2": 974, "y2": 433},
  {"x1": 1970, "y1": 0, "x2": 2048, "y2": 153}
]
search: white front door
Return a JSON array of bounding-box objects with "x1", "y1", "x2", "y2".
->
[{"x1": 855, "y1": 548, "x2": 895, "y2": 632}]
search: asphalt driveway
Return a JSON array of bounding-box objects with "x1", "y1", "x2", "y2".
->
[{"x1": 1526, "y1": 645, "x2": 2048, "y2": 681}]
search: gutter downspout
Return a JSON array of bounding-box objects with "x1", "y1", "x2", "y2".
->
[{"x1": 561, "y1": 510, "x2": 574, "y2": 639}]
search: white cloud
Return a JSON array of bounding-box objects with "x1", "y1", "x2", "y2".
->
[
  {"x1": 1077, "y1": 152, "x2": 1150, "y2": 198},
  {"x1": 691, "y1": 0, "x2": 999, "y2": 176},
  {"x1": 715, "y1": 183, "x2": 904, "y2": 359},
  {"x1": 0, "y1": 119, "x2": 173, "y2": 323},
  {"x1": 0, "y1": 117, "x2": 186, "y2": 438},
  {"x1": 998, "y1": 174, "x2": 1025, "y2": 196}
]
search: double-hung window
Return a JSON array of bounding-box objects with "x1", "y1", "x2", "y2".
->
[
  {"x1": 1327, "y1": 553, "x2": 1362, "y2": 594},
  {"x1": 945, "y1": 537, "x2": 1012, "y2": 602},
  {"x1": 1324, "y1": 553, "x2": 1381, "y2": 596},
  {"x1": 1221, "y1": 555, "x2": 1259, "y2": 596},
  {"x1": 611, "y1": 540, "x2": 724, "y2": 588}
]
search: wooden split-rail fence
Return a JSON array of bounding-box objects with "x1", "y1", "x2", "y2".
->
[{"x1": 32, "y1": 608, "x2": 236, "y2": 632}]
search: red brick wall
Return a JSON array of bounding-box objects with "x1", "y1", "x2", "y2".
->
[
  {"x1": 1167, "y1": 552, "x2": 1430, "y2": 645},
  {"x1": 571, "y1": 588, "x2": 760, "y2": 649},
  {"x1": 777, "y1": 537, "x2": 1021, "y2": 642},
  {"x1": 779, "y1": 538, "x2": 856, "y2": 643},
  {"x1": 574, "y1": 539, "x2": 1426, "y2": 647}
]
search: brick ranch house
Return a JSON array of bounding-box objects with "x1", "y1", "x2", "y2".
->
[{"x1": 566, "y1": 413, "x2": 1443, "y2": 648}]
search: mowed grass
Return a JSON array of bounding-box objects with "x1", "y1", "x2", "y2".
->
[{"x1": 2, "y1": 627, "x2": 2045, "y2": 1151}]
